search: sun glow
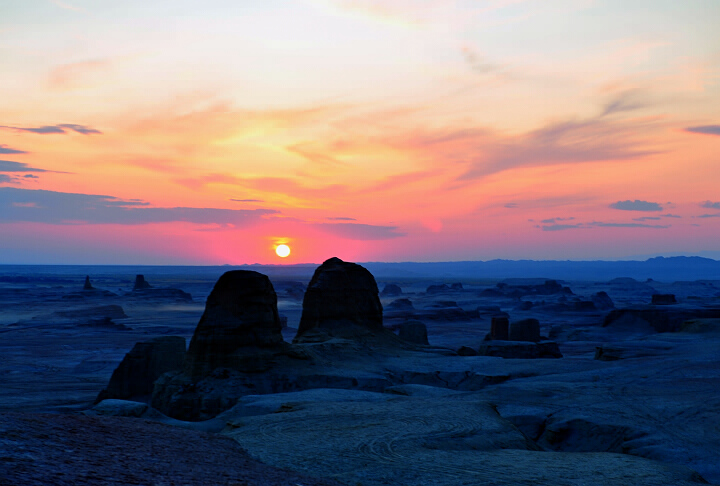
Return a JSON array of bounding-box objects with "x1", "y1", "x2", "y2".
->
[{"x1": 275, "y1": 244, "x2": 291, "y2": 258}]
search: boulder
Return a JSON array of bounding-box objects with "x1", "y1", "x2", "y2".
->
[
  {"x1": 96, "y1": 336, "x2": 185, "y2": 402},
  {"x1": 381, "y1": 284, "x2": 403, "y2": 297},
  {"x1": 133, "y1": 274, "x2": 152, "y2": 290},
  {"x1": 397, "y1": 320, "x2": 429, "y2": 345},
  {"x1": 592, "y1": 291, "x2": 615, "y2": 310},
  {"x1": 457, "y1": 346, "x2": 478, "y2": 356},
  {"x1": 652, "y1": 294, "x2": 677, "y2": 305},
  {"x1": 294, "y1": 258, "x2": 383, "y2": 342},
  {"x1": 450, "y1": 282, "x2": 464, "y2": 290},
  {"x1": 184, "y1": 270, "x2": 286, "y2": 378},
  {"x1": 509, "y1": 318, "x2": 541, "y2": 342},
  {"x1": 83, "y1": 276, "x2": 94, "y2": 290}
]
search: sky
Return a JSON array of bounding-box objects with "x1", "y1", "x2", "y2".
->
[{"x1": 1, "y1": 0, "x2": 719, "y2": 265}]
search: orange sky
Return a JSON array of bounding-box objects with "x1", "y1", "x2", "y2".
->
[{"x1": 1, "y1": 0, "x2": 719, "y2": 264}]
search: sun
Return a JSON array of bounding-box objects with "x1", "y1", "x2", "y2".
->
[{"x1": 275, "y1": 244, "x2": 291, "y2": 258}]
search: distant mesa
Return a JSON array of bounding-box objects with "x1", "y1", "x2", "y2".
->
[
  {"x1": 83, "y1": 276, "x2": 94, "y2": 290},
  {"x1": 294, "y1": 257, "x2": 384, "y2": 343},
  {"x1": 491, "y1": 316, "x2": 509, "y2": 341},
  {"x1": 603, "y1": 307, "x2": 720, "y2": 333},
  {"x1": 133, "y1": 274, "x2": 152, "y2": 290},
  {"x1": 381, "y1": 283, "x2": 403, "y2": 297}
]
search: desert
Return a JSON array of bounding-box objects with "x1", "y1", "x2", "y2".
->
[{"x1": 1, "y1": 257, "x2": 719, "y2": 485}]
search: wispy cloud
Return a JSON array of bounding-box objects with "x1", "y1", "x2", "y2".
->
[
  {"x1": 700, "y1": 201, "x2": 720, "y2": 210},
  {"x1": 685, "y1": 125, "x2": 720, "y2": 136},
  {"x1": 633, "y1": 216, "x2": 661, "y2": 221},
  {"x1": 697, "y1": 213, "x2": 720, "y2": 219},
  {"x1": 0, "y1": 145, "x2": 27, "y2": 155},
  {"x1": 316, "y1": 222, "x2": 404, "y2": 240},
  {"x1": 610, "y1": 200, "x2": 663, "y2": 211},
  {"x1": 230, "y1": 198, "x2": 264, "y2": 203},
  {"x1": 540, "y1": 217, "x2": 575, "y2": 224},
  {"x1": 541, "y1": 223, "x2": 583, "y2": 231},
  {"x1": 326, "y1": 216, "x2": 356, "y2": 221},
  {"x1": 591, "y1": 222, "x2": 670, "y2": 229},
  {"x1": 0, "y1": 187, "x2": 278, "y2": 225},
  {"x1": 0, "y1": 161, "x2": 49, "y2": 173},
  {"x1": 0, "y1": 124, "x2": 101, "y2": 135},
  {"x1": 47, "y1": 59, "x2": 111, "y2": 90}
]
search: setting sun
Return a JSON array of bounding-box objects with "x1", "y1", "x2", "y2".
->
[{"x1": 275, "y1": 244, "x2": 290, "y2": 258}]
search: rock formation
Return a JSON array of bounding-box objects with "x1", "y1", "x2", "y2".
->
[
  {"x1": 133, "y1": 274, "x2": 152, "y2": 290},
  {"x1": 96, "y1": 336, "x2": 185, "y2": 402},
  {"x1": 652, "y1": 294, "x2": 677, "y2": 305},
  {"x1": 592, "y1": 291, "x2": 615, "y2": 309},
  {"x1": 509, "y1": 318, "x2": 541, "y2": 342},
  {"x1": 183, "y1": 270, "x2": 287, "y2": 378},
  {"x1": 294, "y1": 257, "x2": 383, "y2": 342},
  {"x1": 491, "y1": 317, "x2": 509, "y2": 340},
  {"x1": 83, "y1": 276, "x2": 94, "y2": 290},
  {"x1": 478, "y1": 340, "x2": 562, "y2": 359},
  {"x1": 381, "y1": 283, "x2": 402, "y2": 297},
  {"x1": 397, "y1": 320, "x2": 429, "y2": 345}
]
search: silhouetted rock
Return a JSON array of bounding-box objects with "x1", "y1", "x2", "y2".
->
[
  {"x1": 478, "y1": 340, "x2": 562, "y2": 359},
  {"x1": 386, "y1": 298, "x2": 414, "y2": 311},
  {"x1": 55, "y1": 304, "x2": 127, "y2": 320},
  {"x1": 451, "y1": 282, "x2": 464, "y2": 290},
  {"x1": 509, "y1": 318, "x2": 541, "y2": 342},
  {"x1": 426, "y1": 284, "x2": 451, "y2": 294},
  {"x1": 592, "y1": 291, "x2": 615, "y2": 310},
  {"x1": 517, "y1": 301, "x2": 533, "y2": 311},
  {"x1": 133, "y1": 274, "x2": 152, "y2": 290},
  {"x1": 652, "y1": 294, "x2": 677, "y2": 305},
  {"x1": 457, "y1": 346, "x2": 477, "y2": 356},
  {"x1": 573, "y1": 301, "x2": 597, "y2": 311},
  {"x1": 381, "y1": 283, "x2": 403, "y2": 297},
  {"x1": 491, "y1": 317, "x2": 509, "y2": 340},
  {"x1": 397, "y1": 320, "x2": 429, "y2": 345},
  {"x1": 184, "y1": 271, "x2": 287, "y2": 378},
  {"x1": 96, "y1": 336, "x2": 185, "y2": 402},
  {"x1": 83, "y1": 276, "x2": 94, "y2": 290},
  {"x1": 603, "y1": 307, "x2": 720, "y2": 333},
  {"x1": 294, "y1": 258, "x2": 383, "y2": 342}
]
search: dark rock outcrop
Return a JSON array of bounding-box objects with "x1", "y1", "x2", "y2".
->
[
  {"x1": 184, "y1": 271, "x2": 287, "y2": 378},
  {"x1": 426, "y1": 284, "x2": 451, "y2": 294},
  {"x1": 509, "y1": 318, "x2": 541, "y2": 342},
  {"x1": 381, "y1": 283, "x2": 403, "y2": 297},
  {"x1": 397, "y1": 320, "x2": 429, "y2": 345},
  {"x1": 603, "y1": 307, "x2": 720, "y2": 333},
  {"x1": 491, "y1": 317, "x2": 509, "y2": 340},
  {"x1": 478, "y1": 340, "x2": 562, "y2": 359},
  {"x1": 457, "y1": 346, "x2": 478, "y2": 356},
  {"x1": 294, "y1": 258, "x2": 383, "y2": 342},
  {"x1": 55, "y1": 304, "x2": 127, "y2": 320},
  {"x1": 592, "y1": 291, "x2": 615, "y2": 310},
  {"x1": 96, "y1": 336, "x2": 186, "y2": 402},
  {"x1": 83, "y1": 276, "x2": 94, "y2": 290},
  {"x1": 133, "y1": 274, "x2": 152, "y2": 290},
  {"x1": 652, "y1": 294, "x2": 677, "y2": 305}
]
